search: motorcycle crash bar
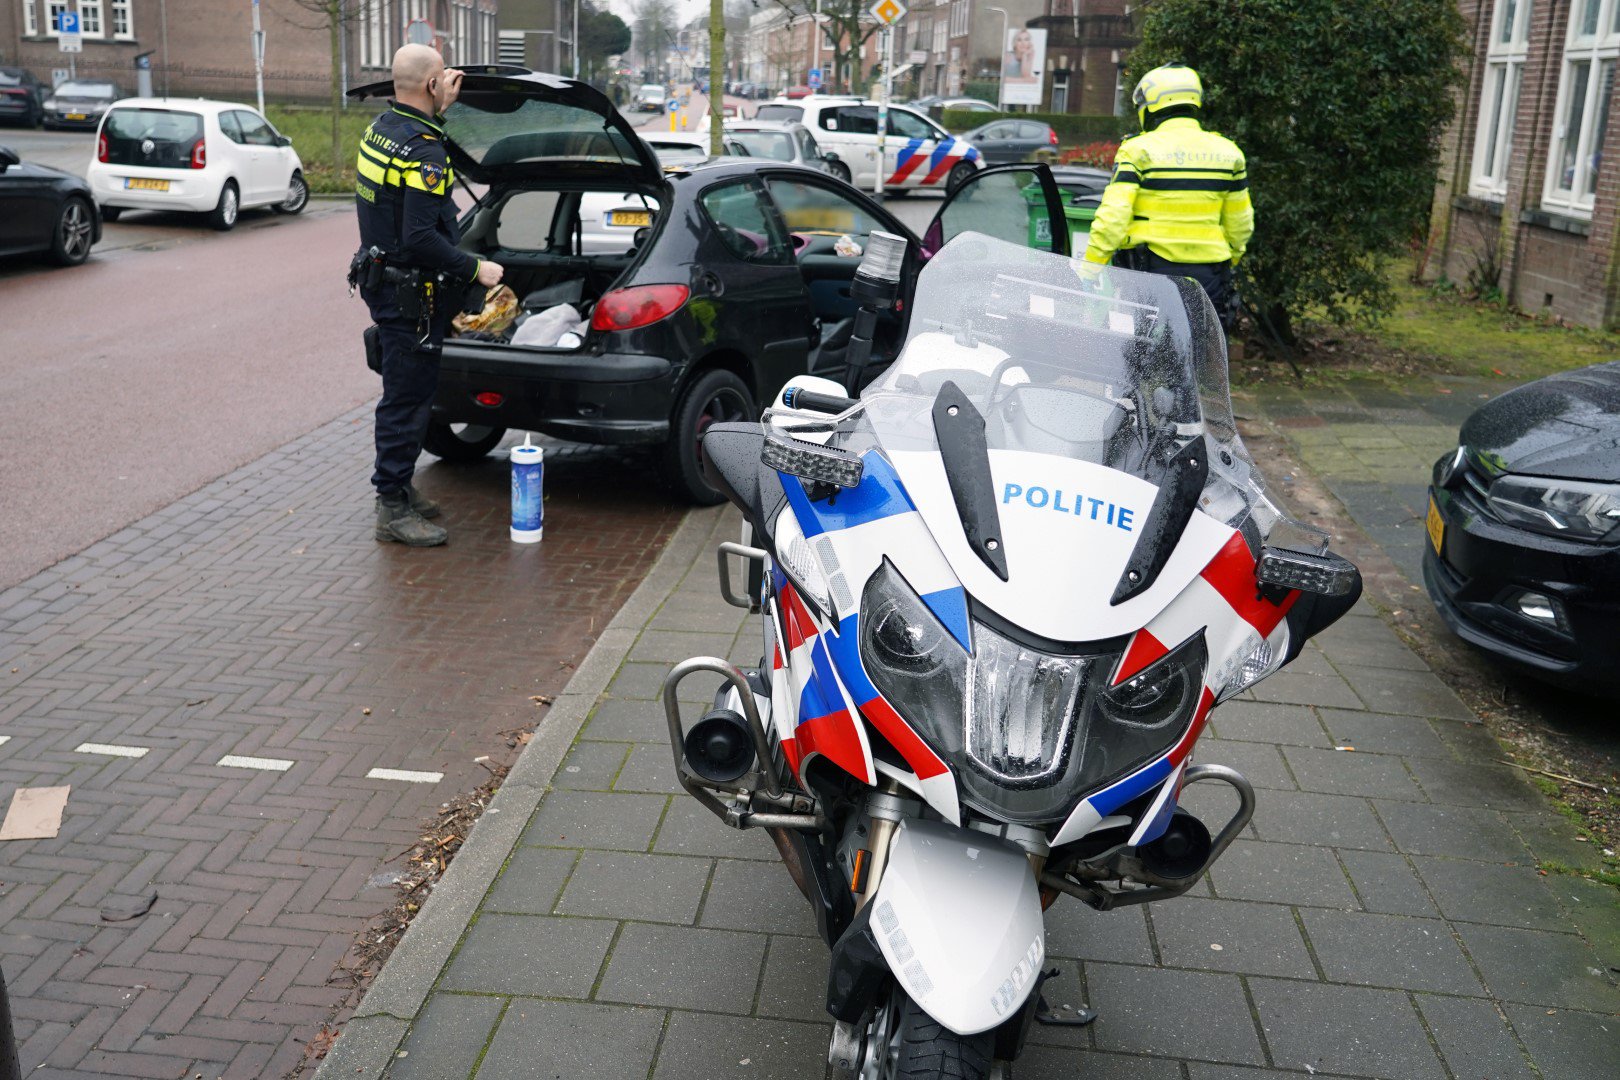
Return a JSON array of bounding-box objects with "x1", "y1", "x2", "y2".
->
[{"x1": 661, "y1": 656, "x2": 821, "y2": 832}]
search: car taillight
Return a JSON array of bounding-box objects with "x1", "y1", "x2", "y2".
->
[
  {"x1": 589, "y1": 284, "x2": 690, "y2": 332},
  {"x1": 1048, "y1": 128, "x2": 1059, "y2": 146},
  {"x1": 97, "y1": 133, "x2": 108, "y2": 163},
  {"x1": 190, "y1": 138, "x2": 206, "y2": 168}
]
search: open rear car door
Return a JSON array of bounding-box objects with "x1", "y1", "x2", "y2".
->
[
  {"x1": 346, "y1": 66, "x2": 662, "y2": 192},
  {"x1": 920, "y1": 162, "x2": 1071, "y2": 259}
]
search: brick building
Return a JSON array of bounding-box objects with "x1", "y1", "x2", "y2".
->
[
  {"x1": 1030, "y1": 0, "x2": 1134, "y2": 115},
  {"x1": 0, "y1": 1, "x2": 498, "y2": 105},
  {"x1": 1429, "y1": 0, "x2": 1620, "y2": 328}
]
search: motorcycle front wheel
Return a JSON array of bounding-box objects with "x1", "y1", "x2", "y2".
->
[{"x1": 860, "y1": 985, "x2": 997, "y2": 1080}]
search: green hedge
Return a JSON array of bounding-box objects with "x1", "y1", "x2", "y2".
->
[{"x1": 941, "y1": 109, "x2": 1134, "y2": 143}]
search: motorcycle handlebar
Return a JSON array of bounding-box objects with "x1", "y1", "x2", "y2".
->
[{"x1": 781, "y1": 386, "x2": 857, "y2": 414}]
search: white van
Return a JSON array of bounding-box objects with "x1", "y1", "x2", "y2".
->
[{"x1": 753, "y1": 96, "x2": 984, "y2": 194}]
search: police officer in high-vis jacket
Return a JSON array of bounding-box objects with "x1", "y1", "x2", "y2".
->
[
  {"x1": 354, "y1": 43, "x2": 503, "y2": 547},
  {"x1": 1082, "y1": 64, "x2": 1253, "y2": 330}
]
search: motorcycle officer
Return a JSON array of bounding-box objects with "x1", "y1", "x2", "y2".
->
[
  {"x1": 1081, "y1": 64, "x2": 1252, "y2": 331},
  {"x1": 354, "y1": 43, "x2": 503, "y2": 547}
]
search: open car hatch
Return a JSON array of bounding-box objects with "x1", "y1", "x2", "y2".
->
[{"x1": 347, "y1": 66, "x2": 662, "y2": 189}]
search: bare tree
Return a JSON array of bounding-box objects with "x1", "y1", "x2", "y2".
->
[
  {"x1": 287, "y1": 0, "x2": 362, "y2": 174},
  {"x1": 763, "y1": 0, "x2": 878, "y2": 94}
]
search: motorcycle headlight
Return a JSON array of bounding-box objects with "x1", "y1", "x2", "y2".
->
[
  {"x1": 1487, "y1": 475, "x2": 1620, "y2": 542},
  {"x1": 858, "y1": 561, "x2": 1207, "y2": 825}
]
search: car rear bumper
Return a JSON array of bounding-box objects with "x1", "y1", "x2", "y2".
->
[
  {"x1": 432, "y1": 344, "x2": 676, "y2": 446},
  {"x1": 46, "y1": 114, "x2": 102, "y2": 127},
  {"x1": 1423, "y1": 483, "x2": 1620, "y2": 694},
  {"x1": 88, "y1": 168, "x2": 222, "y2": 212}
]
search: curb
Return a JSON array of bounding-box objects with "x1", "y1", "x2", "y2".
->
[{"x1": 313, "y1": 506, "x2": 718, "y2": 1080}]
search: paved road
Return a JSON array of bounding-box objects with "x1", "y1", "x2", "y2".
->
[{"x1": 0, "y1": 198, "x2": 375, "y2": 589}]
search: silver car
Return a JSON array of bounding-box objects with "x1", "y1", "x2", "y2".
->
[{"x1": 721, "y1": 120, "x2": 846, "y2": 183}]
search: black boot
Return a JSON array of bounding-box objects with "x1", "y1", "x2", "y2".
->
[
  {"x1": 407, "y1": 484, "x2": 441, "y2": 519},
  {"x1": 375, "y1": 491, "x2": 447, "y2": 547}
]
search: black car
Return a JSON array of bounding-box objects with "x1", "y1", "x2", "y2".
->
[
  {"x1": 349, "y1": 68, "x2": 1070, "y2": 504},
  {"x1": 0, "y1": 67, "x2": 46, "y2": 128},
  {"x1": 1424, "y1": 362, "x2": 1620, "y2": 695},
  {"x1": 42, "y1": 79, "x2": 123, "y2": 130},
  {"x1": 962, "y1": 118, "x2": 1059, "y2": 165},
  {"x1": 0, "y1": 145, "x2": 100, "y2": 266}
]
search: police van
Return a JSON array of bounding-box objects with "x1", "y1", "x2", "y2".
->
[{"x1": 755, "y1": 95, "x2": 984, "y2": 194}]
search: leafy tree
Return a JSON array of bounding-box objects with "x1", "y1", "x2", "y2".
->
[
  {"x1": 1128, "y1": 0, "x2": 1467, "y2": 349},
  {"x1": 580, "y1": 2, "x2": 633, "y2": 80}
]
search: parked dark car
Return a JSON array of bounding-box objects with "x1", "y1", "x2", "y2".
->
[
  {"x1": 0, "y1": 67, "x2": 46, "y2": 127},
  {"x1": 349, "y1": 67, "x2": 1070, "y2": 503},
  {"x1": 0, "y1": 144, "x2": 100, "y2": 266},
  {"x1": 962, "y1": 118, "x2": 1059, "y2": 165},
  {"x1": 42, "y1": 80, "x2": 124, "y2": 129},
  {"x1": 1424, "y1": 362, "x2": 1620, "y2": 696}
]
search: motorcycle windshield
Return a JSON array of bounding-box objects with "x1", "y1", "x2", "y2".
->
[{"x1": 850, "y1": 232, "x2": 1302, "y2": 644}]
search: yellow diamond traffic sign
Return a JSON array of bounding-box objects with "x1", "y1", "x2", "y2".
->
[{"x1": 871, "y1": 0, "x2": 907, "y2": 26}]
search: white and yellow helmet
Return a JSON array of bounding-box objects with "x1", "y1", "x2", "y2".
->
[{"x1": 1133, "y1": 63, "x2": 1204, "y2": 126}]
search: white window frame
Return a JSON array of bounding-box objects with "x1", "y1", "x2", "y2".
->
[
  {"x1": 1470, "y1": 0, "x2": 1533, "y2": 197},
  {"x1": 79, "y1": 0, "x2": 104, "y2": 37},
  {"x1": 23, "y1": 1, "x2": 38, "y2": 38},
  {"x1": 45, "y1": 1, "x2": 68, "y2": 37},
  {"x1": 1543, "y1": 0, "x2": 1619, "y2": 215},
  {"x1": 110, "y1": 0, "x2": 133, "y2": 40}
]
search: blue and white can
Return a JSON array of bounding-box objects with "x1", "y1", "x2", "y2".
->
[{"x1": 510, "y1": 437, "x2": 544, "y2": 543}]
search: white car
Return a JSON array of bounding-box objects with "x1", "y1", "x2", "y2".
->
[
  {"x1": 87, "y1": 98, "x2": 308, "y2": 230},
  {"x1": 634, "y1": 84, "x2": 667, "y2": 113},
  {"x1": 753, "y1": 96, "x2": 983, "y2": 194}
]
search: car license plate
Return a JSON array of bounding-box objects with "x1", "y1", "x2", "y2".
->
[
  {"x1": 1426, "y1": 496, "x2": 1445, "y2": 554},
  {"x1": 66, "y1": 112, "x2": 86, "y2": 120},
  {"x1": 608, "y1": 210, "x2": 651, "y2": 227},
  {"x1": 125, "y1": 178, "x2": 170, "y2": 191}
]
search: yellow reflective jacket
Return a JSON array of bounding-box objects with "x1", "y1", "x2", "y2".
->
[{"x1": 1082, "y1": 117, "x2": 1253, "y2": 267}]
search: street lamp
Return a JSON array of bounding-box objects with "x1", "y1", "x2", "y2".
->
[{"x1": 987, "y1": 5, "x2": 1009, "y2": 109}]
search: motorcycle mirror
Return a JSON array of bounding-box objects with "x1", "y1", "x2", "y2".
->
[
  {"x1": 761, "y1": 430, "x2": 864, "y2": 490},
  {"x1": 683, "y1": 708, "x2": 757, "y2": 784},
  {"x1": 1255, "y1": 546, "x2": 1360, "y2": 597}
]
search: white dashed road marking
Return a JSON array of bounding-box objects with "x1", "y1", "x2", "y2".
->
[
  {"x1": 74, "y1": 743, "x2": 149, "y2": 758},
  {"x1": 217, "y1": 754, "x2": 294, "y2": 772},
  {"x1": 366, "y1": 768, "x2": 443, "y2": 784}
]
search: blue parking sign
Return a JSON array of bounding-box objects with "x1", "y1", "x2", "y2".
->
[
  {"x1": 57, "y1": 10, "x2": 80, "y2": 33},
  {"x1": 807, "y1": 68, "x2": 822, "y2": 90}
]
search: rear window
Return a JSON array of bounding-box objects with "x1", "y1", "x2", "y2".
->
[
  {"x1": 446, "y1": 95, "x2": 644, "y2": 172},
  {"x1": 0, "y1": 70, "x2": 26, "y2": 87},
  {"x1": 103, "y1": 107, "x2": 204, "y2": 169},
  {"x1": 755, "y1": 104, "x2": 803, "y2": 123},
  {"x1": 730, "y1": 130, "x2": 795, "y2": 161}
]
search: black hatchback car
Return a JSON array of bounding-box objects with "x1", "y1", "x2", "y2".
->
[
  {"x1": 349, "y1": 68, "x2": 1071, "y2": 503},
  {"x1": 1424, "y1": 362, "x2": 1620, "y2": 696}
]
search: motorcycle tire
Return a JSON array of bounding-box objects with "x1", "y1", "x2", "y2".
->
[{"x1": 877, "y1": 989, "x2": 995, "y2": 1080}]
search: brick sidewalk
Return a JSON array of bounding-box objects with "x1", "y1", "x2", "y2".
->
[
  {"x1": 0, "y1": 408, "x2": 683, "y2": 1078},
  {"x1": 325, "y1": 507, "x2": 1620, "y2": 1080}
]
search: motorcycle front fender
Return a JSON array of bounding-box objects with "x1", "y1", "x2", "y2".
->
[{"x1": 867, "y1": 818, "x2": 1045, "y2": 1036}]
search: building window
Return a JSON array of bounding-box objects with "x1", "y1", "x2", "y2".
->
[
  {"x1": 79, "y1": 0, "x2": 103, "y2": 37},
  {"x1": 45, "y1": 1, "x2": 67, "y2": 36},
  {"x1": 499, "y1": 29, "x2": 526, "y2": 66},
  {"x1": 23, "y1": 1, "x2": 38, "y2": 38},
  {"x1": 1544, "y1": 0, "x2": 1618, "y2": 214},
  {"x1": 1471, "y1": 0, "x2": 1532, "y2": 197},
  {"x1": 111, "y1": 0, "x2": 133, "y2": 39}
]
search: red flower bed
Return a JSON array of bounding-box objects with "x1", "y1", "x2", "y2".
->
[{"x1": 1059, "y1": 141, "x2": 1120, "y2": 169}]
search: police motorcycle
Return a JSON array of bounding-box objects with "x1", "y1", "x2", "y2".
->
[{"x1": 661, "y1": 231, "x2": 1361, "y2": 1079}]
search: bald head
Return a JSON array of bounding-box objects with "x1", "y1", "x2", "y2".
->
[{"x1": 392, "y1": 43, "x2": 443, "y2": 97}]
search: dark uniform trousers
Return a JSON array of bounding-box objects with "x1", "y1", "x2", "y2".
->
[
  {"x1": 353, "y1": 100, "x2": 477, "y2": 498},
  {"x1": 1117, "y1": 248, "x2": 1238, "y2": 331}
]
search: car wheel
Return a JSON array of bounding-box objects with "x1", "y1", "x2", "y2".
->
[
  {"x1": 664, "y1": 368, "x2": 755, "y2": 505},
  {"x1": 208, "y1": 181, "x2": 239, "y2": 231},
  {"x1": 422, "y1": 421, "x2": 507, "y2": 463},
  {"x1": 946, "y1": 161, "x2": 977, "y2": 193},
  {"x1": 48, "y1": 197, "x2": 95, "y2": 266},
  {"x1": 100, "y1": 206, "x2": 123, "y2": 223},
  {"x1": 828, "y1": 159, "x2": 851, "y2": 183},
  {"x1": 274, "y1": 171, "x2": 309, "y2": 215}
]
